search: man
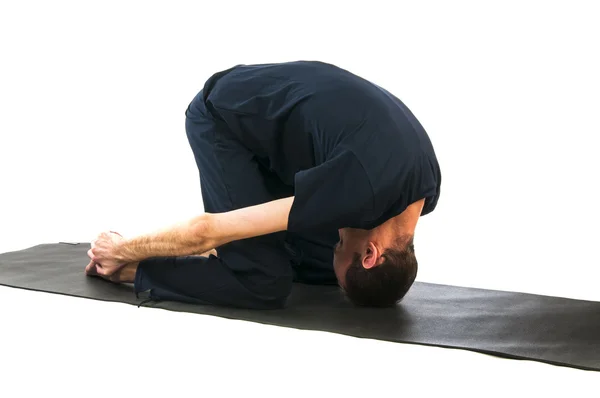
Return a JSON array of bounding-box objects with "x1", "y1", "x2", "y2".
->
[{"x1": 86, "y1": 61, "x2": 441, "y2": 309}]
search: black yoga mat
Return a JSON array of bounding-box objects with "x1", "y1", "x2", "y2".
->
[{"x1": 1, "y1": 243, "x2": 599, "y2": 371}]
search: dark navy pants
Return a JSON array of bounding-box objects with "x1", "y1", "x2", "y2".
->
[{"x1": 133, "y1": 91, "x2": 338, "y2": 309}]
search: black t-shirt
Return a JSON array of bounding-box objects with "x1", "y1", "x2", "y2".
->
[{"x1": 202, "y1": 61, "x2": 441, "y2": 232}]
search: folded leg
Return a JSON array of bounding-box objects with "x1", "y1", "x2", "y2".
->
[{"x1": 134, "y1": 92, "x2": 294, "y2": 309}]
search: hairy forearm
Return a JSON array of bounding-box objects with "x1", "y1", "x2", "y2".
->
[
  {"x1": 114, "y1": 197, "x2": 294, "y2": 263},
  {"x1": 114, "y1": 214, "x2": 216, "y2": 262}
]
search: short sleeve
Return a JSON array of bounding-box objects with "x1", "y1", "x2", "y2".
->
[
  {"x1": 365, "y1": 150, "x2": 441, "y2": 227},
  {"x1": 287, "y1": 150, "x2": 375, "y2": 233}
]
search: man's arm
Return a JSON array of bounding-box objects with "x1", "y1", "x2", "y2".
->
[
  {"x1": 111, "y1": 197, "x2": 295, "y2": 263},
  {"x1": 192, "y1": 248, "x2": 218, "y2": 257}
]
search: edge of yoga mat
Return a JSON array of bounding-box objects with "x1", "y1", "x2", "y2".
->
[{"x1": 1, "y1": 243, "x2": 599, "y2": 372}]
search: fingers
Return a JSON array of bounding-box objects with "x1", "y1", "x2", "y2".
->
[
  {"x1": 88, "y1": 231, "x2": 123, "y2": 276},
  {"x1": 85, "y1": 260, "x2": 94, "y2": 274},
  {"x1": 85, "y1": 260, "x2": 118, "y2": 284},
  {"x1": 85, "y1": 260, "x2": 98, "y2": 275},
  {"x1": 93, "y1": 262, "x2": 121, "y2": 276},
  {"x1": 86, "y1": 248, "x2": 104, "y2": 275},
  {"x1": 87, "y1": 248, "x2": 97, "y2": 262},
  {"x1": 87, "y1": 231, "x2": 123, "y2": 278},
  {"x1": 95, "y1": 264, "x2": 110, "y2": 276},
  {"x1": 84, "y1": 258, "x2": 112, "y2": 279}
]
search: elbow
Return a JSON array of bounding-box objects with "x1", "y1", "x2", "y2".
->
[{"x1": 189, "y1": 213, "x2": 218, "y2": 252}]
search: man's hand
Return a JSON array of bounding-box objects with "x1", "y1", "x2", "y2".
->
[
  {"x1": 85, "y1": 259, "x2": 139, "y2": 283},
  {"x1": 87, "y1": 231, "x2": 127, "y2": 276}
]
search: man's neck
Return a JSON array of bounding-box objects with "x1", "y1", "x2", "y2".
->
[{"x1": 370, "y1": 198, "x2": 425, "y2": 248}]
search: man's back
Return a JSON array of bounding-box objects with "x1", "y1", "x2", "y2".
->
[
  {"x1": 200, "y1": 61, "x2": 373, "y2": 181},
  {"x1": 193, "y1": 61, "x2": 441, "y2": 233}
]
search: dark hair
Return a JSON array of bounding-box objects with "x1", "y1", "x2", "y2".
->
[{"x1": 343, "y1": 237, "x2": 418, "y2": 307}]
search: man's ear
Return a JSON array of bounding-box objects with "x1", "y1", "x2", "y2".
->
[{"x1": 362, "y1": 242, "x2": 381, "y2": 270}]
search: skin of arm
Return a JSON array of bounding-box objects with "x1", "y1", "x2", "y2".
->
[
  {"x1": 112, "y1": 196, "x2": 295, "y2": 263},
  {"x1": 193, "y1": 248, "x2": 218, "y2": 257}
]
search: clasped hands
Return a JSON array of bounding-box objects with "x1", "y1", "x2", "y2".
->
[{"x1": 85, "y1": 231, "x2": 135, "y2": 283}]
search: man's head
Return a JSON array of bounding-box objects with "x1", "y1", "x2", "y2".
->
[{"x1": 333, "y1": 227, "x2": 418, "y2": 307}]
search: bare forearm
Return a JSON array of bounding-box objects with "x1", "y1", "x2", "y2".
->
[
  {"x1": 114, "y1": 196, "x2": 294, "y2": 263},
  {"x1": 114, "y1": 214, "x2": 216, "y2": 262}
]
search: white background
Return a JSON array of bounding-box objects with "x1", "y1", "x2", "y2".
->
[{"x1": 1, "y1": 0, "x2": 599, "y2": 396}]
